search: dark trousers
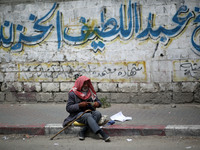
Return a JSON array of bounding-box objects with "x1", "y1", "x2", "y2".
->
[{"x1": 76, "y1": 110, "x2": 102, "y2": 134}]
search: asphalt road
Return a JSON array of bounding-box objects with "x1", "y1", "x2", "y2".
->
[{"x1": 0, "y1": 135, "x2": 200, "y2": 150}]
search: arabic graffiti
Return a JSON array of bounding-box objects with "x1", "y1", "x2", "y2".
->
[
  {"x1": 180, "y1": 62, "x2": 200, "y2": 80},
  {"x1": 0, "y1": 3, "x2": 58, "y2": 52},
  {"x1": 173, "y1": 60, "x2": 200, "y2": 81},
  {"x1": 0, "y1": 1, "x2": 200, "y2": 54},
  {"x1": 191, "y1": 7, "x2": 200, "y2": 54},
  {"x1": 17, "y1": 61, "x2": 147, "y2": 82}
]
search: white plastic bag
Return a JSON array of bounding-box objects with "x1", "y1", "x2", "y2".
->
[{"x1": 110, "y1": 111, "x2": 132, "y2": 122}]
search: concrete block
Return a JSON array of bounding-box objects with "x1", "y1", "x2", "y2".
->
[
  {"x1": 0, "y1": 53, "x2": 11, "y2": 62},
  {"x1": 72, "y1": 50, "x2": 92, "y2": 62},
  {"x1": 1, "y1": 63, "x2": 18, "y2": 72},
  {"x1": 96, "y1": 92, "x2": 111, "y2": 100},
  {"x1": 0, "y1": 73, "x2": 4, "y2": 82},
  {"x1": 92, "y1": 82, "x2": 98, "y2": 92},
  {"x1": 37, "y1": 52, "x2": 54, "y2": 62},
  {"x1": 0, "y1": 92, "x2": 5, "y2": 102},
  {"x1": 37, "y1": 93, "x2": 53, "y2": 103},
  {"x1": 18, "y1": 62, "x2": 60, "y2": 72},
  {"x1": 27, "y1": 51, "x2": 39, "y2": 62},
  {"x1": 166, "y1": 48, "x2": 189, "y2": 60},
  {"x1": 177, "y1": 36, "x2": 191, "y2": 50},
  {"x1": 60, "y1": 82, "x2": 74, "y2": 92},
  {"x1": 1, "y1": 82, "x2": 23, "y2": 92},
  {"x1": 98, "y1": 83, "x2": 118, "y2": 92},
  {"x1": 159, "y1": 83, "x2": 173, "y2": 92},
  {"x1": 54, "y1": 93, "x2": 68, "y2": 103},
  {"x1": 130, "y1": 93, "x2": 139, "y2": 103},
  {"x1": 5, "y1": 92, "x2": 37, "y2": 103},
  {"x1": 24, "y1": 82, "x2": 41, "y2": 92},
  {"x1": 151, "y1": 71, "x2": 171, "y2": 83},
  {"x1": 169, "y1": 4, "x2": 177, "y2": 16},
  {"x1": 194, "y1": 88, "x2": 200, "y2": 103},
  {"x1": 110, "y1": 93, "x2": 130, "y2": 103},
  {"x1": 182, "y1": 82, "x2": 198, "y2": 92},
  {"x1": 53, "y1": 72, "x2": 71, "y2": 82},
  {"x1": 171, "y1": 83, "x2": 182, "y2": 92},
  {"x1": 133, "y1": 93, "x2": 172, "y2": 104},
  {"x1": 42, "y1": 83, "x2": 59, "y2": 92},
  {"x1": 51, "y1": 52, "x2": 65, "y2": 62},
  {"x1": 151, "y1": 61, "x2": 159, "y2": 72},
  {"x1": 4, "y1": 73, "x2": 16, "y2": 82},
  {"x1": 11, "y1": 54, "x2": 27, "y2": 62},
  {"x1": 64, "y1": 51, "x2": 77, "y2": 62},
  {"x1": 172, "y1": 60, "x2": 181, "y2": 71},
  {"x1": 18, "y1": 72, "x2": 53, "y2": 82},
  {"x1": 172, "y1": 93, "x2": 194, "y2": 103},
  {"x1": 118, "y1": 83, "x2": 138, "y2": 93},
  {"x1": 19, "y1": 92, "x2": 37, "y2": 103},
  {"x1": 5, "y1": 92, "x2": 17, "y2": 103},
  {"x1": 155, "y1": 15, "x2": 169, "y2": 27},
  {"x1": 140, "y1": 83, "x2": 159, "y2": 93},
  {"x1": 159, "y1": 61, "x2": 172, "y2": 72}
]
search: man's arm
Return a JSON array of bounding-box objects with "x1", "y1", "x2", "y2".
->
[
  {"x1": 66, "y1": 92, "x2": 80, "y2": 113},
  {"x1": 93, "y1": 96, "x2": 102, "y2": 108}
]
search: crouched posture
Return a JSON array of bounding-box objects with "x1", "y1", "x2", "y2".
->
[{"x1": 63, "y1": 76, "x2": 110, "y2": 142}]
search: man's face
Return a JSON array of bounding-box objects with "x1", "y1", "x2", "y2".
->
[{"x1": 82, "y1": 81, "x2": 89, "y2": 92}]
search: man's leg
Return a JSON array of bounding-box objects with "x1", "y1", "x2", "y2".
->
[
  {"x1": 78, "y1": 126, "x2": 88, "y2": 140},
  {"x1": 77, "y1": 112, "x2": 110, "y2": 142},
  {"x1": 77, "y1": 112, "x2": 100, "y2": 133},
  {"x1": 91, "y1": 110, "x2": 102, "y2": 123}
]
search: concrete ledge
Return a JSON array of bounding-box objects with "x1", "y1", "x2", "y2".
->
[
  {"x1": 1, "y1": 123, "x2": 200, "y2": 137},
  {"x1": 45, "y1": 124, "x2": 81, "y2": 135},
  {"x1": 103, "y1": 125, "x2": 166, "y2": 136},
  {"x1": 0, "y1": 124, "x2": 45, "y2": 135},
  {"x1": 165, "y1": 125, "x2": 200, "y2": 136}
]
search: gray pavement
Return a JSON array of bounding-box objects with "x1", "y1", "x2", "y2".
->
[
  {"x1": 0, "y1": 103, "x2": 200, "y2": 126},
  {"x1": 0, "y1": 103, "x2": 200, "y2": 136}
]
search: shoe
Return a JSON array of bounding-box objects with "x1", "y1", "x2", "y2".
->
[
  {"x1": 98, "y1": 129, "x2": 110, "y2": 142},
  {"x1": 103, "y1": 134, "x2": 110, "y2": 142},
  {"x1": 79, "y1": 131, "x2": 85, "y2": 140},
  {"x1": 78, "y1": 126, "x2": 88, "y2": 140}
]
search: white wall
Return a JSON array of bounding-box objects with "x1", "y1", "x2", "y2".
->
[{"x1": 0, "y1": 0, "x2": 200, "y2": 103}]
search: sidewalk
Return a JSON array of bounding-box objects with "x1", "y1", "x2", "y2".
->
[{"x1": 0, "y1": 103, "x2": 200, "y2": 137}]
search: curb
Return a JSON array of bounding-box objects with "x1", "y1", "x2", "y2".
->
[
  {"x1": 103, "y1": 125, "x2": 166, "y2": 136},
  {"x1": 1, "y1": 124, "x2": 200, "y2": 137},
  {"x1": 0, "y1": 123, "x2": 45, "y2": 135},
  {"x1": 165, "y1": 125, "x2": 200, "y2": 136}
]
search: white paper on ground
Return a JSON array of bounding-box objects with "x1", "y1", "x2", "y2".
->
[{"x1": 110, "y1": 111, "x2": 132, "y2": 122}]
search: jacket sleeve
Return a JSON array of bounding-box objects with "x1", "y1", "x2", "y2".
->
[
  {"x1": 66, "y1": 92, "x2": 80, "y2": 113},
  {"x1": 93, "y1": 96, "x2": 102, "y2": 108}
]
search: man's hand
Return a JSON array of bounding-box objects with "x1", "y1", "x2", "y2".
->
[
  {"x1": 78, "y1": 101, "x2": 88, "y2": 108},
  {"x1": 93, "y1": 102, "x2": 100, "y2": 108}
]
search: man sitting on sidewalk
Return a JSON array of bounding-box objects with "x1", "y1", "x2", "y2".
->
[{"x1": 63, "y1": 76, "x2": 110, "y2": 142}]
